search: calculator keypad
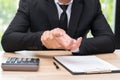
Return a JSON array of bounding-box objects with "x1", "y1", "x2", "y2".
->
[{"x1": 1, "y1": 57, "x2": 40, "y2": 71}]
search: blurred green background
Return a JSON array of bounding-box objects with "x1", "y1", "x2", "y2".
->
[{"x1": 0, "y1": 0, "x2": 116, "y2": 51}]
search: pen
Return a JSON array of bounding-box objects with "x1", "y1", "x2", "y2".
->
[{"x1": 53, "y1": 62, "x2": 60, "y2": 70}]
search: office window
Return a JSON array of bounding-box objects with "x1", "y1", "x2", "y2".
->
[
  {"x1": 0, "y1": 0, "x2": 19, "y2": 50},
  {"x1": 100, "y1": 0, "x2": 116, "y2": 31},
  {"x1": 87, "y1": 0, "x2": 116, "y2": 37},
  {"x1": 0, "y1": 0, "x2": 116, "y2": 51}
]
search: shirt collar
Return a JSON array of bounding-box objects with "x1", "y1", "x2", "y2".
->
[{"x1": 54, "y1": 0, "x2": 73, "y2": 5}]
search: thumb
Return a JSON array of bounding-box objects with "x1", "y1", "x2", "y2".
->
[{"x1": 70, "y1": 37, "x2": 82, "y2": 51}]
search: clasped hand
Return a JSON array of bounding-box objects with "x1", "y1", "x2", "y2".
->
[{"x1": 41, "y1": 28, "x2": 82, "y2": 51}]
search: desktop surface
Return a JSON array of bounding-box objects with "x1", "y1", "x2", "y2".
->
[{"x1": 0, "y1": 51, "x2": 120, "y2": 80}]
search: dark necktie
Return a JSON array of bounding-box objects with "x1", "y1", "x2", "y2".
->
[{"x1": 59, "y1": 5, "x2": 68, "y2": 32}]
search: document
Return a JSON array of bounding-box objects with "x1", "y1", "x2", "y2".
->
[{"x1": 54, "y1": 56, "x2": 120, "y2": 74}]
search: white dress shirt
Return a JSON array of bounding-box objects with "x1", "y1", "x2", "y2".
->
[{"x1": 54, "y1": 0, "x2": 73, "y2": 26}]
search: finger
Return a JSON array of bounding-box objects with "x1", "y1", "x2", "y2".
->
[
  {"x1": 52, "y1": 42, "x2": 63, "y2": 49},
  {"x1": 41, "y1": 32, "x2": 47, "y2": 45},
  {"x1": 49, "y1": 31, "x2": 54, "y2": 40},
  {"x1": 41, "y1": 31, "x2": 51, "y2": 47},
  {"x1": 45, "y1": 31, "x2": 51, "y2": 40},
  {"x1": 41, "y1": 35, "x2": 47, "y2": 47},
  {"x1": 61, "y1": 34, "x2": 73, "y2": 46},
  {"x1": 45, "y1": 39, "x2": 63, "y2": 49},
  {"x1": 42, "y1": 31, "x2": 49, "y2": 41},
  {"x1": 54, "y1": 28, "x2": 66, "y2": 33},
  {"x1": 71, "y1": 37, "x2": 82, "y2": 50},
  {"x1": 51, "y1": 28, "x2": 65, "y2": 37},
  {"x1": 57, "y1": 28, "x2": 66, "y2": 33},
  {"x1": 55, "y1": 35, "x2": 74, "y2": 50},
  {"x1": 41, "y1": 31, "x2": 63, "y2": 49},
  {"x1": 70, "y1": 37, "x2": 82, "y2": 51}
]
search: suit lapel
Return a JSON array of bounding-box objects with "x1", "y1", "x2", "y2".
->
[
  {"x1": 47, "y1": 0, "x2": 59, "y2": 29},
  {"x1": 68, "y1": 0, "x2": 83, "y2": 37}
]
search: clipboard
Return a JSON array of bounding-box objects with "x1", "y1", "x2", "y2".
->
[{"x1": 53, "y1": 56, "x2": 120, "y2": 75}]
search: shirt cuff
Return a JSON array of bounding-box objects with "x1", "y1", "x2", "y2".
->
[{"x1": 71, "y1": 48, "x2": 79, "y2": 53}]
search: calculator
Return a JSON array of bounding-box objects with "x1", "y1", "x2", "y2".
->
[{"x1": 1, "y1": 57, "x2": 40, "y2": 71}]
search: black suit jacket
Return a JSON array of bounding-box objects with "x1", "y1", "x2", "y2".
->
[{"x1": 1, "y1": 0, "x2": 115, "y2": 55}]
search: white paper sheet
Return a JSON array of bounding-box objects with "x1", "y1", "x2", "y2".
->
[{"x1": 54, "y1": 56, "x2": 120, "y2": 74}]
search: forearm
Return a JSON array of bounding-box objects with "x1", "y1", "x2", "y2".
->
[
  {"x1": 74, "y1": 36, "x2": 115, "y2": 55},
  {"x1": 1, "y1": 31, "x2": 44, "y2": 52}
]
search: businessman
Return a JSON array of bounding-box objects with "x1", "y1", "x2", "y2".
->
[{"x1": 1, "y1": 0, "x2": 115, "y2": 55}]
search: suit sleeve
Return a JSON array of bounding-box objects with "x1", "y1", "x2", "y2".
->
[
  {"x1": 1, "y1": 0, "x2": 44, "y2": 52},
  {"x1": 74, "y1": 0, "x2": 115, "y2": 55}
]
